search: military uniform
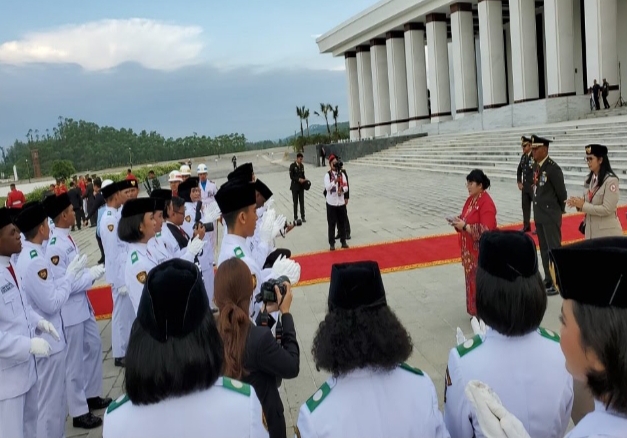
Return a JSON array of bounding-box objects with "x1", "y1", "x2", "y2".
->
[
  {"x1": 296, "y1": 365, "x2": 449, "y2": 438},
  {"x1": 517, "y1": 136, "x2": 535, "y2": 231},
  {"x1": 531, "y1": 136, "x2": 567, "y2": 291},
  {"x1": 147, "y1": 232, "x2": 171, "y2": 264},
  {"x1": 443, "y1": 329, "x2": 573, "y2": 438},
  {"x1": 125, "y1": 243, "x2": 159, "y2": 315},
  {"x1": 564, "y1": 401, "x2": 627, "y2": 437}
]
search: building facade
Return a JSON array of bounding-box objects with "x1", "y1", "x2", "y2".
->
[{"x1": 317, "y1": 0, "x2": 627, "y2": 140}]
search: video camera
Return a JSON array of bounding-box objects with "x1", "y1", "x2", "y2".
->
[
  {"x1": 333, "y1": 159, "x2": 344, "y2": 170},
  {"x1": 255, "y1": 275, "x2": 290, "y2": 304}
]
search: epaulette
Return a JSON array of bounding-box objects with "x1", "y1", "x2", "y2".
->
[
  {"x1": 538, "y1": 327, "x2": 560, "y2": 342},
  {"x1": 400, "y1": 362, "x2": 424, "y2": 376},
  {"x1": 107, "y1": 210, "x2": 112, "y2": 216},
  {"x1": 29, "y1": 249, "x2": 38, "y2": 259},
  {"x1": 234, "y1": 246, "x2": 245, "y2": 259},
  {"x1": 306, "y1": 381, "x2": 332, "y2": 413},
  {"x1": 456, "y1": 334, "x2": 483, "y2": 358},
  {"x1": 49, "y1": 237, "x2": 56, "y2": 245},
  {"x1": 106, "y1": 394, "x2": 129, "y2": 414},
  {"x1": 221, "y1": 377, "x2": 251, "y2": 396},
  {"x1": 131, "y1": 251, "x2": 139, "y2": 264}
]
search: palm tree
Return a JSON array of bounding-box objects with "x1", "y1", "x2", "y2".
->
[
  {"x1": 313, "y1": 103, "x2": 332, "y2": 137},
  {"x1": 296, "y1": 106, "x2": 305, "y2": 137},
  {"x1": 332, "y1": 105, "x2": 340, "y2": 134},
  {"x1": 303, "y1": 107, "x2": 311, "y2": 137}
]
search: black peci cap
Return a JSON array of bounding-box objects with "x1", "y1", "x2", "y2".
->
[
  {"x1": 14, "y1": 202, "x2": 48, "y2": 233},
  {"x1": 0, "y1": 207, "x2": 15, "y2": 229},
  {"x1": 328, "y1": 261, "x2": 387, "y2": 311},
  {"x1": 255, "y1": 179, "x2": 273, "y2": 200},
  {"x1": 100, "y1": 181, "x2": 120, "y2": 199},
  {"x1": 176, "y1": 177, "x2": 199, "y2": 203},
  {"x1": 121, "y1": 198, "x2": 156, "y2": 218},
  {"x1": 117, "y1": 179, "x2": 138, "y2": 192},
  {"x1": 227, "y1": 163, "x2": 254, "y2": 183},
  {"x1": 215, "y1": 179, "x2": 256, "y2": 215},
  {"x1": 585, "y1": 144, "x2": 609, "y2": 157},
  {"x1": 478, "y1": 231, "x2": 538, "y2": 281},
  {"x1": 150, "y1": 189, "x2": 172, "y2": 211},
  {"x1": 42, "y1": 193, "x2": 71, "y2": 220}
]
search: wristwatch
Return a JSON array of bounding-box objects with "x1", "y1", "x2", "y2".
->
[{"x1": 462, "y1": 223, "x2": 467, "y2": 231}]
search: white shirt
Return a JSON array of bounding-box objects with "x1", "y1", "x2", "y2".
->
[
  {"x1": 147, "y1": 232, "x2": 171, "y2": 265},
  {"x1": 124, "y1": 243, "x2": 159, "y2": 315},
  {"x1": 198, "y1": 178, "x2": 218, "y2": 205},
  {"x1": 324, "y1": 170, "x2": 348, "y2": 206},
  {"x1": 443, "y1": 329, "x2": 573, "y2": 438},
  {"x1": 103, "y1": 377, "x2": 268, "y2": 438},
  {"x1": 247, "y1": 205, "x2": 273, "y2": 269},
  {"x1": 565, "y1": 401, "x2": 627, "y2": 438},
  {"x1": 296, "y1": 365, "x2": 449, "y2": 438},
  {"x1": 100, "y1": 206, "x2": 128, "y2": 290}
]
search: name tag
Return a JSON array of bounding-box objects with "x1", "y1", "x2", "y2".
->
[
  {"x1": 66, "y1": 247, "x2": 74, "y2": 255},
  {"x1": 1, "y1": 282, "x2": 14, "y2": 294}
]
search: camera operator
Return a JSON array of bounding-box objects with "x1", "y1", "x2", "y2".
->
[
  {"x1": 324, "y1": 154, "x2": 349, "y2": 251},
  {"x1": 215, "y1": 257, "x2": 300, "y2": 438},
  {"x1": 289, "y1": 153, "x2": 308, "y2": 223}
]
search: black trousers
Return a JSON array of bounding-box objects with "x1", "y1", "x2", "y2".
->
[
  {"x1": 73, "y1": 208, "x2": 84, "y2": 229},
  {"x1": 320, "y1": 155, "x2": 326, "y2": 166},
  {"x1": 326, "y1": 203, "x2": 347, "y2": 245},
  {"x1": 603, "y1": 95, "x2": 610, "y2": 109},
  {"x1": 536, "y1": 221, "x2": 562, "y2": 286},
  {"x1": 521, "y1": 188, "x2": 533, "y2": 228},
  {"x1": 336, "y1": 207, "x2": 351, "y2": 236},
  {"x1": 594, "y1": 96, "x2": 600, "y2": 110},
  {"x1": 292, "y1": 189, "x2": 305, "y2": 220},
  {"x1": 96, "y1": 235, "x2": 105, "y2": 263}
]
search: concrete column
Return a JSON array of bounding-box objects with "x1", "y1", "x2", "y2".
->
[
  {"x1": 426, "y1": 13, "x2": 452, "y2": 122},
  {"x1": 386, "y1": 31, "x2": 410, "y2": 133},
  {"x1": 545, "y1": 0, "x2": 575, "y2": 97},
  {"x1": 356, "y1": 46, "x2": 375, "y2": 138},
  {"x1": 450, "y1": 3, "x2": 478, "y2": 116},
  {"x1": 370, "y1": 39, "x2": 392, "y2": 136},
  {"x1": 584, "y1": 0, "x2": 618, "y2": 98},
  {"x1": 404, "y1": 23, "x2": 430, "y2": 127},
  {"x1": 479, "y1": 0, "x2": 508, "y2": 108},
  {"x1": 345, "y1": 52, "x2": 361, "y2": 141},
  {"x1": 509, "y1": 0, "x2": 540, "y2": 102},
  {"x1": 573, "y1": 0, "x2": 585, "y2": 95}
]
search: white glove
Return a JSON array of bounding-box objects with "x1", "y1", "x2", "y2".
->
[
  {"x1": 471, "y1": 317, "x2": 487, "y2": 336},
  {"x1": 30, "y1": 337, "x2": 52, "y2": 357},
  {"x1": 37, "y1": 320, "x2": 60, "y2": 341},
  {"x1": 465, "y1": 381, "x2": 530, "y2": 438},
  {"x1": 456, "y1": 327, "x2": 466, "y2": 346},
  {"x1": 272, "y1": 215, "x2": 286, "y2": 239},
  {"x1": 271, "y1": 255, "x2": 301, "y2": 285},
  {"x1": 264, "y1": 197, "x2": 275, "y2": 210},
  {"x1": 89, "y1": 265, "x2": 105, "y2": 281},
  {"x1": 204, "y1": 202, "x2": 221, "y2": 223},
  {"x1": 259, "y1": 208, "x2": 277, "y2": 246},
  {"x1": 67, "y1": 254, "x2": 88, "y2": 279},
  {"x1": 118, "y1": 286, "x2": 128, "y2": 296},
  {"x1": 186, "y1": 237, "x2": 206, "y2": 257}
]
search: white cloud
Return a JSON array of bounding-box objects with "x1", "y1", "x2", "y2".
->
[{"x1": 0, "y1": 19, "x2": 204, "y2": 71}]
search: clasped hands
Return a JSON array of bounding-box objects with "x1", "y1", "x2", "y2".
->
[{"x1": 565, "y1": 196, "x2": 584, "y2": 210}]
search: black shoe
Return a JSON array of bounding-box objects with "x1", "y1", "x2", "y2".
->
[
  {"x1": 114, "y1": 357, "x2": 125, "y2": 368},
  {"x1": 546, "y1": 286, "x2": 559, "y2": 296},
  {"x1": 330, "y1": 245, "x2": 335, "y2": 251},
  {"x1": 73, "y1": 412, "x2": 103, "y2": 429},
  {"x1": 97, "y1": 259, "x2": 104, "y2": 264},
  {"x1": 346, "y1": 234, "x2": 351, "y2": 240},
  {"x1": 341, "y1": 242, "x2": 349, "y2": 249},
  {"x1": 335, "y1": 234, "x2": 340, "y2": 239},
  {"x1": 71, "y1": 227, "x2": 76, "y2": 232},
  {"x1": 87, "y1": 396, "x2": 112, "y2": 410},
  {"x1": 302, "y1": 218, "x2": 306, "y2": 223},
  {"x1": 520, "y1": 226, "x2": 531, "y2": 233}
]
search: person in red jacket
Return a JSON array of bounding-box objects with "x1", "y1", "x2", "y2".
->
[
  {"x1": 5, "y1": 183, "x2": 26, "y2": 209},
  {"x1": 125, "y1": 169, "x2": 136, "y2": 181}
]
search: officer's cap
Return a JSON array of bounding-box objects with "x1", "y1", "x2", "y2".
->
[
  {"x1": 0, "y1": 207, "x2": 16, "y2": 229},
  {"x1": 117, "y1": 179, "x2": 138, "y2": 191},
  {"x1": 42, "y1": 193, "x2": 72, "y2": 220},
  {"x1": 137, "y1": 258, "x2": 209, "y2": 342},
  {"x1": 255, "y1": 179, "x2": 273, "y2": 201},
  {"x1": 227, "y1": 163, "x2": 254, "y2": 183},
  {"x1": 478, "y1": 231, "x2": 538, "y2": 281},
  {"x1": 121, "y1": 198, "x2": 156, "y2": 218},
  {"x1": 100, "y1": 180, "x2": 119, "y2": 199},
  {"x1": 215, "y1": 179, "x2": 256, "y2": 215},
  {"x1": 521, "y1": 136, "x2": 531, "y2": 145},
  {"x1": 14, "y1": 201, "x2": 48, "y2": 233},
  {"x1": 176, "y1": 177, "x2": 199, "y2": 203},
  {"x1": 530, "y1": 135, "x2": 552, "y2": 148},
  {"x1": 549, "y1": 237, "x2": 627, "y2": 308},
  {"x1": 328, "y1": 261, "x2": 387, "y2": 311},
  {"x1": 585, "y1": 144, "x2": 608, "y2": 157},
  {"x1": 150, "y1": 189, "x2": 172, "y2": 211}
]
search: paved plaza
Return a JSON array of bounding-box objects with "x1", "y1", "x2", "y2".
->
[{"x1": 66, "y1": 153, "x2": 609, "y2": 437}]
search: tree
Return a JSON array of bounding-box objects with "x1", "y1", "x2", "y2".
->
[
  {"x1": 332, "y1": 105, "x2": 340, "y2": 134},
  {"x1": 296, "y1": 106, "x2": 305, "y2": 137},
  {"x1": 51, "y1": 160, "x2": 76, "y2": 180},
  {"x1": 313, "y1": 103, "x2": 332, "y2": 137},
  {"x1": 303, "y1": 107, "x2": 311, "y2": 137}
]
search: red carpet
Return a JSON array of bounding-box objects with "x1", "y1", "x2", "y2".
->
[{"x1": 89, "y1": 206, "x2": 627, "y2": 319}]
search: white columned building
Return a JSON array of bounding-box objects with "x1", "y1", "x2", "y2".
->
[{"x1": 317, "y1": 0, "x2": 625, "y2": 139}]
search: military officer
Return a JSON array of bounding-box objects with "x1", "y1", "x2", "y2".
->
[
  {"x1": 0, "y1": 207, "x2": 58, "y2": 438},
  {"x1": 443, "y1": 231, "x2": 572, "y2": 438},
  {"x1": 43, "y1": 194, "x2": 110, "y2": 429},
  {"x1": 530, "y1": 135, "x2": 567, "y2": 296},
  {"x1": 517, "y1": 136, "x2": 535, "y2": 232}
]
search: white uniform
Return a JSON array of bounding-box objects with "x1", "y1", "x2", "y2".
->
[
  {"x1": 16, "y1": 242, "x2": 72, "y2": 438},
  {"x1": 199, "y1": 179, "x2": 218, "y2": 248},
  {"x1": 157, "y1": 222, "x2": 195, "y2": 262},
  {"x1": 147, "y1": 232, "x2": 171, "y2": 264},
  {"x1": 45, "y1": 228, "x2": 102, "y2": 418},
  {"x1": 0, "y1": 256, "x2": 41, "y2": 438},
  {"x1": 183, "y1": 202, "x2": 215, "y2": 306},
  {"x1": 247, "y1": 206, "x2": 273, "y2": 269},
  {"x1": 103, "y1": 377, "x2": 268, "y2": 438},
  {"x1": 296, "y1": 364, "x2": 449, "y2": 438},
  {"x1": 125, "y1": 243, "x2": 159, "y2": 315},
  {"x1": 565, "y1": 401, "x2": 627, "y2": 438},
  {"x1": 99, "y1": 206, "x2": 135, "y2": 359},
  {"x1": 443, "y1": 329, "x2": 573, "y2": 438}
]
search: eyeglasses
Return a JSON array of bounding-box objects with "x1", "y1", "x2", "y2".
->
[
  {"x1": 171, "y1": 209, "x2": 185, "y2": 216},
  {"x1": 585, "y1": 157, "x2": 595, "y2": 162}
]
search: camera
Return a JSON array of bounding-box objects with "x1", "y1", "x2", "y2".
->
[
  {"x1": 194, "y1": 222, "x2": 215, "y2": 232},
  {"x1": 333, "y1": 159, "x2": 343, "y2": 170},
  {"x1": 255, "y1": 275, "x2": 289, "y2": 303}
]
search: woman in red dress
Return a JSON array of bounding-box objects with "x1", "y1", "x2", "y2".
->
[{"x1": 450, "y1": 169, "x2": 497, "y2": 316}]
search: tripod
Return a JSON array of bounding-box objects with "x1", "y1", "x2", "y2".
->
[{"x1": 615, "y1": 62, "x2": 626, "y2": 108}]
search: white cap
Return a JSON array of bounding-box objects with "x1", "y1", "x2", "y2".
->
[
  {"x1": 179, "y1": 165, "x2": 191, "y2": 176},
  {"x1": 168, "y1": 171, "x2": 183, "y2": 182},
  {"x1": 101, "y1": 179, "x2": 114, "y2": 188},
  {"x1": 197, "y1": 164, "x2": 208, "y2": 174}
]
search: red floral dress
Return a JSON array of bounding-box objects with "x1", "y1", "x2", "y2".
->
[{"x1": 458, "y1": 192, "x2": 497, "y2": 316}]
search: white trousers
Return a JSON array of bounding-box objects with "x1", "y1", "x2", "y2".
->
[
  {"x1": 111, "y1": 288, "x2": 135, "y2": 359},
  {"x1": 36, "y1": 350, "x2": 68, "y2": 438},
  {"x1": 65, "y1": 317, "x2": 103, "y2": 417},
  {"x1": 0, "y1": 382, "x2": 38, "y2": 438},
  {"x1": 202, "y1": 267, "x2": 215, "y2": 309}
]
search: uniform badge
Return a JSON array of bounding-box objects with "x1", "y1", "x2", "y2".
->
[
  {"x1": 234, "y1": 247, "x2": 244, "y2": 259},
  {"x1": 49, "y1": 237, "x2": 56, "y2": 245},
  {"x1": 107, "y1": 224, "x2": 114, "y2": 232},
  {"x1": 29, "y1": 249, "x2": 38, "y2": 259},
  {"x1": 610, "y1": 183, "x2": 617, "y2": 193},
  {"x1": 136, "y1": 271, "x2": 147, "y2": 284},
  {"x1": 131, "y1": 180, "x2": 136, "y2": 187},
  {"x1": 185, "y1": 215, "x2": 191, "y2": 222},
  {"x1": 50, "y1": 256, "x2": 59, "y2": 266},
  {"x1": 107, "y1": 211, "x2": 112, "y2": 216},
  {"x1": 131, "y1": 251, "x2": 139, "y2": 265},
  {"x1": 38, "y1": 269, "x2": 48, "y2": 280}
]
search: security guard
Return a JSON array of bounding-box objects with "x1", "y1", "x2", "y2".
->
[
  {"x1": 530, "y1": 135, "x2": 567, "y2": 295},
  {"x1": 289, "y1": 153, "x2": 307, "y2": 222},
  {"x1": 517, "y1": 136, "x2": 535, "y2": 232}
]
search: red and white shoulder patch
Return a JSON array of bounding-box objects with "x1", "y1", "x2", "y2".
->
[{"x1": 610, "y1": 183, "x2": 617, "y2": 193}]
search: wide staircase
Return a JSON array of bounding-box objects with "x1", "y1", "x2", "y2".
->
[{"x1": 351, "y1": 116, "x2": 627, "y2": 190}]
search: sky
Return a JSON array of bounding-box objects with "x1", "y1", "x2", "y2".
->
[{"x1": 0, "y1": 0, "x2": 376, "y2": 146}]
